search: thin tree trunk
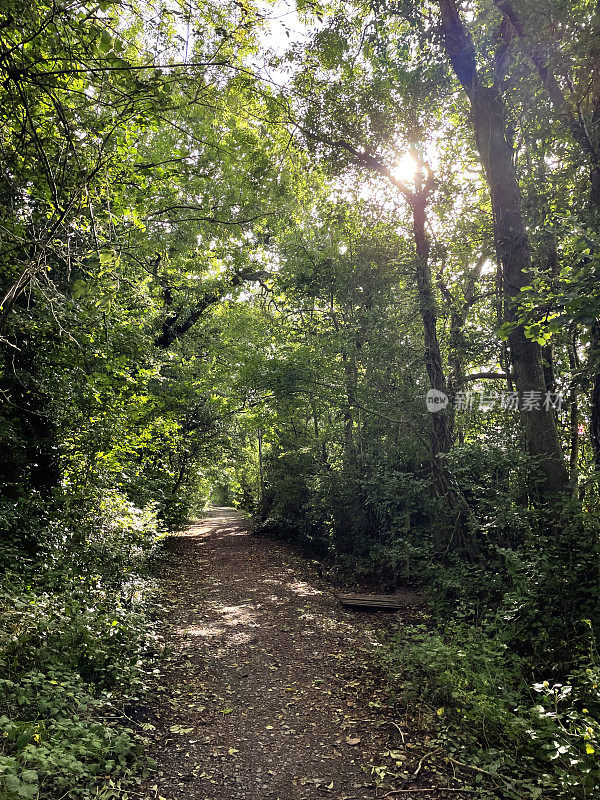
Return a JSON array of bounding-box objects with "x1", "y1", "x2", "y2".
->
[
  {"x1": 440, "y1": 251, "x2": 489, "y2": 426},
  {"x1": 412, "y1": 194, "x2": 452, "y2": 462},
  {"x1": 258, "y1": 427, "x2": 265, "y2": 516},
  {"x1": 312, "y1": 133, "x2": 456, "y2": 504},
  {"x1": 568, "y1": 341, "x2": 580, "y2": 488},
  {"x1": 411, "y1": 191, "x2": 474, "y2": 545},
  {"x1": 591, "y1": 323, "x2": 600, "y2": 471},
  {"x1": 341, "y1": 350, "x2": 359, "y2": 468}
]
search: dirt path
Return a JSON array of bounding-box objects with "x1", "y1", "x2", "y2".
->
[{"x1": 141, "y1": 508, "x2": 461, "y2": 800}]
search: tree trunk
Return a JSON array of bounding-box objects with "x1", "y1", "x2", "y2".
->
[
  {"x1": 257, "y1": 427, "x2": 266, "y2": 517},
  {"x1": 591, "y1": 323, "x2": 600, "y2": 471},
  {"x1": 491, "y1": 0, "x2": 600, "y2": 477},
  {"x1": 569, "y1": 341, "x2": 581, "y2": 487},
  {"x1": 472, "y1": 86, "x2": 567, "y2": 494},
  {"x1": 438, "y1": 0, "x2": 568, "y2": 495},
  {"x1": 317, "y1": 135, "x2": 454, "y2": 491},
  {"x1": 412, "y1": 193, "x2": 452, "y2": 463},
  {"x1": 341, "y1": 349, "x2": 359, "y2": 468}
]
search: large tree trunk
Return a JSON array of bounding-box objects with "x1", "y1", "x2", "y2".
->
[
  {"x1": 471, "y1": 87, "x2": 567, "y2": 494},
  {"x1": 491, "y1": 0, "x2": 600, "y2": 473},
  {"x1": 438, "y1": 0, "x2": 568, "y2": 495}
]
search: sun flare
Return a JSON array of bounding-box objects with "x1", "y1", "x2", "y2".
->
[{"x1": 391, "y1": 151, "x2": 419, "y2": 183}]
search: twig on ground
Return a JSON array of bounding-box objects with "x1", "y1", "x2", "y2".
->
[
  {"x1": 445, "y1": 757, "x2": 493, "y2": 776},
  {"x1": 383, "y1": 788, "x2": 476, "y2": 795},
  {"x1": 444, "y1": 757, "x2": 509, "y2": 793},
  {"x1": 387, "y1": 720, "x2": 406, "y2": 743},
  {"x1": 414, "y1": 749, "x2": 442, "y2": 777}
]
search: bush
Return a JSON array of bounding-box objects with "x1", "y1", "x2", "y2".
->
[
  {"x1": 383, "y1": 621, "x2": 527, "y2": 746},
  {"x1": 0, "y1": 493, "x2": 161, "y2": 799},
  {"x1": 528, "y1": 663, "x2": 600, "y2": 799},
  {"x1": 381, "y1": 621, "x2": 600, "y2": 799}
]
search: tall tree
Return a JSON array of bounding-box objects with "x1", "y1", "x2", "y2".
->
[
  {"x1": 489, "y1": 0, "x2": 600, "y2": 471},
  {"x1": 436, "y1": 0, "x2": 568, "y2": 494}
]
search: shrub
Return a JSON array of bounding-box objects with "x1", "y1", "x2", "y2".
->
[
  {"x1": 382, "y1": 621, "x2": 527, "y2": 746},
  {"x1": 0, "y1": 493, "x2": 160, "y2": 799},
  {"x1": 381, "y1": 621, "x2": 600, "y2": 798}
]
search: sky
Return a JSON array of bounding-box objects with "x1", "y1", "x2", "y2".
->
[
  {"x1": 257, "y1": 0, "x2": 307, "y2": 53},
  {"x1": 254, "y1": 0, "x2": 313, "y2": 85}
]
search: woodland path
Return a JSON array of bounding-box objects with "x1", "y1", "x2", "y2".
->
[{"x1": 141, "y1": 508, "x2": 468, "y2": 800}]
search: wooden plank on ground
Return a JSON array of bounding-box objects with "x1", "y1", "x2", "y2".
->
[{"x1": 338, "y1": 593, "x2": 407, "y2": 610}]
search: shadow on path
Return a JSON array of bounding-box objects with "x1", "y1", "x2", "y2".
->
[{"x1": 141, "y1": 508, "x2": 438, "y2": 800}]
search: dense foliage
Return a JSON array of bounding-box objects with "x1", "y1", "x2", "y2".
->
[{"x1": 1, "y1": 0, "x2": 600, "y2": 797}]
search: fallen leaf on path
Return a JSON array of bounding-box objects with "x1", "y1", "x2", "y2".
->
[{"x1": 169, "y1": 725, "x2": 194, "y2": 734}]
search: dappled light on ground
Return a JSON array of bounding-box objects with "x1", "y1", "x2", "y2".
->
[
  {"x1": 142, "y1": 508, "x2": 453, "y2": 800},
  {"x1": 286, "y1": 579, "x2": 322, "y2": 597},
  {"x1": 177, "y1": 623, "x2": 226, "y2": 638}
]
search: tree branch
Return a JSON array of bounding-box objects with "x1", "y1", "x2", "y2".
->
[
  {"x1": 462, "y1": 371, "x2": 508, "y2": 382},
  {"x1": 492, "y1": 0, "x2": 599, "y2": 162},
  {"x1": 438, "y1": 0, "x2": 479, "y2": 92}
]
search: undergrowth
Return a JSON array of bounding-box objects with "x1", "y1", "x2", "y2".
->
[
  {"x1": 380, "y1": 619, "x2": 600, "y2": 799},
  {"x1": 0, "y1": 492, "x2": 163, "y2": 800},
  {"x1": 377, "y1": 498, "x2": 600, "y2": 800}
]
